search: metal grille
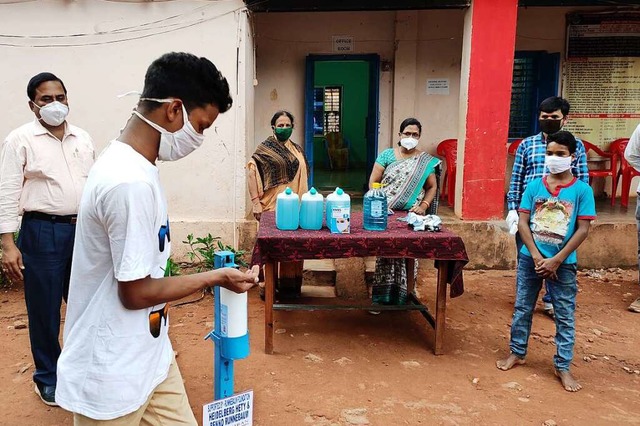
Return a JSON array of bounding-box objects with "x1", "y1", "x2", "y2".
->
[
  {"x1": 509, "y1": 57, "x2": 536, "y2": 138},
  {"x1": 324, "y1": 87, "x2": 342, "y2": 133}
]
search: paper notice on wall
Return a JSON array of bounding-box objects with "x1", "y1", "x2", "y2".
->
[
  {"x1": 203, "y1": 390, "x2": 253, "y2": 426},
  {"x1": 332, "y1": 36, "x2": 354, "y2": 52},
  {"x1": 426, "y1": 79, "x2": 449, "y2": 95},
  {"x1": 562, "y1": 12, "x2": 640, "y2": 148}
]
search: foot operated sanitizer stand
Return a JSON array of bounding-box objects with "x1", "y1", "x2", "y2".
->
[{"x1": 205, "y1": 251, "x2": 250, "y2": 400}]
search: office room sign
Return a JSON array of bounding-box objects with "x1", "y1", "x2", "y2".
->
[{"x1": 332, "y1": 35, "x2": 354, "y2": 53}]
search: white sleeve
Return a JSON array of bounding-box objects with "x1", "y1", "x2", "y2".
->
[
  {"x1": 98, "y1": 181, "x2": 158, "y2": 282},
  {"x1": 0, "y1": 138, "x2": 25, "y2": 234},
  {"x1": 624, "y1": 124, "x2": 640, "y2": 172}
]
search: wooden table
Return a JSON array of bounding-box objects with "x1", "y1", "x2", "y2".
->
[{"x1": 251, "y1": 212, "x2": 468, "y2": 355}]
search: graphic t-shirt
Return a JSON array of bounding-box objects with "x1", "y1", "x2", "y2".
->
[
  {"x1": 56, "y1": 141, "x2": 173, "y2": 420},
  {"x1": 518, "y1": 176, "x2": 596, "y2": 264}
]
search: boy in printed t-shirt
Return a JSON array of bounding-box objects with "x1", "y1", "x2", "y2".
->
[{"x1": 497, "y1": 131, "x2": 596, "y2": 392}]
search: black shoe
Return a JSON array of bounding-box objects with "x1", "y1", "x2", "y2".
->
[{"x1": 35, "y1": 383, "x2": 58, "y2": 407}]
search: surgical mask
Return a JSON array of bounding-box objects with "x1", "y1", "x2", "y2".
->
[
  {"x1": 539, "y1": 119, "x2": 563, "y2": 135},
  {"x1": 33, "y1": 101, "x2": 69, "y2": 127},
  {"x1": 274, "y1": 127, "x2": 293, "y2": 142},
  {"x1": 545, "y1": 155, "x2": 572, "y2": 174},
  {"x1": 133, "y1": 98, "x2": 204, "y2": 161},
  {"x1": 400, "y1": 137, "x2": 418, "y2": 150}
]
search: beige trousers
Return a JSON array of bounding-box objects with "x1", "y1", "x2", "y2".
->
[{"x1": 74, "y1": 356, "x2": 197, "y2": 426}]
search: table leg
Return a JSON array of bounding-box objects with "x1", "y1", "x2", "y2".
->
[
  {"x1": 406, "y1": 258, "x2": 416, "y2": 295},
  {"x1": 264, "y1": 261, "x2": 276, "y2": 354},
  {"x1": 434, "y1": 261, "x2": 448, "y2": 355}
]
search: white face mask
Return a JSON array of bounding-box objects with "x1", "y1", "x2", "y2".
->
[
  {"x1": 545, "y1": 155, "x2": 572, "y2": 174},
  {"x1": 33, "y1": 101, "x2": 69, "y2": 127},
  {"x1": 400, "y1": 137, "x2": 418, "y2": 150},
  {"x1": 133, "y1": 98, "x2": 204, "y2": 161}
]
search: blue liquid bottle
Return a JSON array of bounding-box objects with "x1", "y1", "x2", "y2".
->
[
  {"x1": 300, "y1": 187, "x2": 323, "y2": 230},
  {"x1": 363, "y1": 182, "x2": 388, "y2": 231},
  {"x1": 275, "y1": 187, "x2": 299, "y2": 230}
]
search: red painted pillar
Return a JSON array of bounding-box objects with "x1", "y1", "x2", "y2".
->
[{"x1": 454, "y1": 0, "x2": 518, "y2": 220}]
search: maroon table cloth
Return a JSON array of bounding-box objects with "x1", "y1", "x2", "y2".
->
[{"x1": 251, "y1": 212, "x2": 469, "y2": 298}]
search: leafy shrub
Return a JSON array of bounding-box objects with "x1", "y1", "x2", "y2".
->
[{"x1": 183, "y1": 233, "x2": 247, "y2": 271}]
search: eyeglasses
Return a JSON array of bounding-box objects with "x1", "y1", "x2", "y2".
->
[
  {"x1": 401, "y1": 132, "x2": 420, "y2": 138},
  {"x1": 149, "y1": 304, "x2": 169, "y2": 338}
]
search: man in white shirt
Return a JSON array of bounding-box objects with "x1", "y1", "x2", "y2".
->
[
  {"x1": 56, "y1": 52, "x2": 259, "y2": 424},
  {"x1": 0, "y1": 73, "x2": 95, "y2": 406},
  {"x1": 624, "y1": 123, "x2": 640, "y2": 313}
]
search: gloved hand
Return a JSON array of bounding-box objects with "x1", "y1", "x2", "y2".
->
[{"x1": 506, "y1": 210, "x2": 519, "y2": 235}]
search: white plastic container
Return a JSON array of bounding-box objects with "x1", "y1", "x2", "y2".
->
[
  {"x1": 326, "y1": 187, "x2": 351, "y2": 234},
  {"x1": 219, "y1": 288, "x2": 247, "y2": 338}
]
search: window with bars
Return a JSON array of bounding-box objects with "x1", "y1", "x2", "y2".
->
[
  {"x1": 509, "y1": 57, "x2": 536, "y2": 138},
  {"x1": 508, "y1": 52, "x2": 560, "y2": 139},
  {"x1": 323, "y1": 86, "x2": 342, "y2": 134},
  {"x1": 313, "y1": 86, "x2": 343, "y2": 136}
]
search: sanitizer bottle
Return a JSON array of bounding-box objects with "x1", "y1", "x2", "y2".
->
[
  {"x1": 299, "y1": 187, "x2": 324, "y2": 230},
  {"x1": 275, "y1": 187, "x2": 299, "y2": 230}
]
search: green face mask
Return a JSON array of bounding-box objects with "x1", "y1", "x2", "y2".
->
[{"x1": 274, "y1": 127, "x2": 293, "y2": 142}]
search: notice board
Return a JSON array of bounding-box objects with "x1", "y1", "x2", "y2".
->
[{"x1": 561, "y1": 11, "x2": 640, "y2": 148}]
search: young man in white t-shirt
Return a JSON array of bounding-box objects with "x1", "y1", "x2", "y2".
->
[{"x1": 56, "y1": 52, "x2": 259, "y2": 424}]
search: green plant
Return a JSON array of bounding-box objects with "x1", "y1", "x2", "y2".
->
[
  {"x1": 163, "y1": 257, "x2": 182, "y2": 277},
  {"x1": 183, "y1": 233, "x2": 247, "y2": 271}
]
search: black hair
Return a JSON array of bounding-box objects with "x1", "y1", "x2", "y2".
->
[
  {"x1": 27, "y1": 72, "x2": 67, "y2": 101},
  {"x1": 539, "y1": 96, "x2": 570, "y2": 117},
  {"x1": 399, "y1": 117, "x2": 422, "y2": 135},
  {"x1": 140, "y1": 52, "x2": 232, "y2": 113},
  {"x1": 270, "y1": 110, "x2": 294, "y2": 127},
  {"x1": 547, "y1": 130, "x2": 577, "y2": 154}
]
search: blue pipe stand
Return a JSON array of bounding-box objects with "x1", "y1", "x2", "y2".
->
[{"x1": 205, "y1": 251, "x2": 250, "y2": 400}]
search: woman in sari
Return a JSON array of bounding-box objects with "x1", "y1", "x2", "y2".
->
[
  {"x1": 247, "y1": 110, "x2": 308, "y2": 296},
  {"x1": 368, "y1": 118, "x2": 441, "y2": 306}
]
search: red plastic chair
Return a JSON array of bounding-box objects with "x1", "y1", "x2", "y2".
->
[
  {"x1": 582, "y1": 140, "x2": 617, "y2": 207},
  {"x1": 436, "y1": 139, "x2": 457, "y2": 207},
  {"x1": 611, "y1": 138, "x2": 639, "y2": 208},
  {"x1": 507, "y1": 139, "x2": 523, "y2": 157}
]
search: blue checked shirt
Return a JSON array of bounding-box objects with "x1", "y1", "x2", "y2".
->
[{"x1": 507, "y1": 132, "x2": 589, "y2": 210}]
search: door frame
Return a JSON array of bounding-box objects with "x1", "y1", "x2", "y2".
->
[{"x1": 304, "y1": 54, "x2": 380, "y2": 187}]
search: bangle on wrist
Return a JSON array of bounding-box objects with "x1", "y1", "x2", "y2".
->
[{"x1": 420, "y1": 200, "x2": 430, "y2": 206}]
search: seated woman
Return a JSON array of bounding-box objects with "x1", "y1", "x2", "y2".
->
[
  {"x1": 368, "y1": 117, "x2": 441, "y2": 306},
  {"x1": 247, "y1": 111, "x2": 309, "y2": 296}
]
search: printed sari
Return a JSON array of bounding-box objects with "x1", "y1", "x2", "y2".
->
[{"x1": 372, "y1": 152, "x2": 441, "y2": 305}]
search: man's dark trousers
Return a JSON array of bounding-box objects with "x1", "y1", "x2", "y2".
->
[{"x1": 17, "y1": 215, "x2": 75, "y2": 387}]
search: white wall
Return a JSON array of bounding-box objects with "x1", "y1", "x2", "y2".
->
[
  {"x1": 253, "y1": 11, "x2": 396, "y2": 154},
  {"x1": 253, "y1": 9, "x2": 469, "y2": 157},
  {"x1": 254, "y1": 6, "x2": 614, "y2": 157},
  {"x1": 0, "y1": 0, "x2": 253, "y2": 257}
]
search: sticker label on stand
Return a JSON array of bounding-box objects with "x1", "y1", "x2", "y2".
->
[{"x1": 203, "y1": 390, "x2": 253, "y2": 426}]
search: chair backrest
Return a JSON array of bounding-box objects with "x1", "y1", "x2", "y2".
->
[
  {"x1": 324, "y1": 132, "x2": 346, "y2": 150},
  {"x1": 610, "y1": 138, "x2": 630, "y2": 172},
  {"x1": 508, "y1": 139, "x2": 523, "y2": 156},
  {"x1": 582, "y1": 140, "x2": 612, "y2": 159},
  {"x1": 610, "y1": 138, "x2": 629, "y2": 157},
  {"x1": 436, "y1": 139, "x2": 457, "y2": 167},
  {"x1": 427, "y1": 163, "x2": 442, "y2": 215}
]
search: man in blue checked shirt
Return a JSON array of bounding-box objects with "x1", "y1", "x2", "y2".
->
[{"x1": 506, "y1": 96, "x2": 589, "y2": 317}]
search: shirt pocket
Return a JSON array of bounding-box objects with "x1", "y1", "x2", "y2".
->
[{"x1": 75, "y1": 148, "x2": 95, "y2": 177}]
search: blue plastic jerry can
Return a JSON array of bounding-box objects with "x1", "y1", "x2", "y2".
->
[
  {"x1": 275, "y1": 187, "x2": 300, "y2": 230},
  {"x1": 300, "y1": 187, "x2": 323, "y2": 230}
]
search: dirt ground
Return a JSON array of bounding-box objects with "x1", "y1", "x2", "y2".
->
[{"x1": 1, "y1": 266, "x2": 639, "y2": 426}]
